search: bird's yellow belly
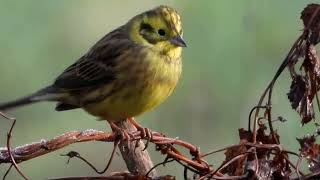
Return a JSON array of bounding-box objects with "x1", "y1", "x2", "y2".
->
[{"x1": 85, "y1": 82, "x2": 174, "y2": 120}]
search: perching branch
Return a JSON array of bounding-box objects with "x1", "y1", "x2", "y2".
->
[
  {"x1": 0, "y1": 122, "x2": 216, "y2": 178},
  {"x1": 0, "y1": 129, "x2": 114, "y2": 163}
]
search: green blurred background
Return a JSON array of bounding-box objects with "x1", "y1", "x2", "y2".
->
[{"x1": 0, "y1": 1, "x2": 317, "y2": 179}]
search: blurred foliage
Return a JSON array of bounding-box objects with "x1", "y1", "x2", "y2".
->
[{"x1": 0, "y1": 0, "x2": 317, "y2": 179}]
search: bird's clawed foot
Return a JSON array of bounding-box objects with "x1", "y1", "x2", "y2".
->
[
  {"x1": 109, "y1": 121, "x2": 134, "y2": 141},
  {"x1": 128, "y1": 117, "x2": 153, "y2": 150}
]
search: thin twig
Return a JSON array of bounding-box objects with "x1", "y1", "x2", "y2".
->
[
  {"x1": 2, "y1": 164, "x2": 13, "y2": 180},
  {"x1": 61, "y1": 140, "x2": 120, "y2": 174},
  {"x1": 206, "y1": 172, "x2": 249, "y2": 180},
  {"x1": 199, "y1": 150, "x2": 253, "y2": 180},
  {"x1": 145, "y1": 158, "x2": 175, "y2": 177},
  {"x1": 6, "y1": 118, "x2": 29, "y2": 179}
]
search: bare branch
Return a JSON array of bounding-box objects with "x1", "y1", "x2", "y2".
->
[
  {"x1": 0, "y1": 127, "x2": 215, "y2": 178},
  {"x1": 0, "y1": 129, "x2": 115, "y2": 163},
  {"x1": 49, "y1": 172, "x2": 175, "y2": 180}
]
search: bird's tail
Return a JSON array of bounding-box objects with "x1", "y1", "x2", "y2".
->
[{"x1": 0, "y1": 86, "x2": 65, "y2": 111}]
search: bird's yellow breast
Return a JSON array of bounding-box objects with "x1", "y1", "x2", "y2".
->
[{"x1": 83, "y1": 47, "x2": 182, "y2": 121}]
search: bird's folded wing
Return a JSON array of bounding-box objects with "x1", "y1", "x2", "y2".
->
[{"x1": 53, "y1": 29, "x2": 132, "y2": 92}]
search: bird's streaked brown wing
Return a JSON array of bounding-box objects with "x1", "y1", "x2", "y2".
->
[
  {"x1": 53, "y1": 28, "x2": 131, "y2": 91},
  {"x1": 53, "y1": 56, "x2": 116, "y2": 90}
]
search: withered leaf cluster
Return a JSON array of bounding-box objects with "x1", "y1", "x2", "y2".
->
[
  {"x1": 222, "y1": 126, "x2": 291, "y2": 179},
  {"x1": 222, "y1": 4, "x2": 320, "y2": 179},
  {"x1": 287, "y1": 4, "x2": 320, "y2": 124},
  {"x1": 297, "y1": 134, "x2": 320, "y2": 173},
  {"x1": 301, "y1": 4, "x2": 320, "y2": 41}
]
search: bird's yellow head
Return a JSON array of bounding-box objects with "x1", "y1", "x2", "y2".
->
[{"x1": 128, "y1": 5, "x2": 186, "y2": 55}]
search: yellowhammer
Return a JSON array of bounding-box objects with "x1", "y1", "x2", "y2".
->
[{"x1": 0, "y1": 5, "x2": 186, "y2": 136}]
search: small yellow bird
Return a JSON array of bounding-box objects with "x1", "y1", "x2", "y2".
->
[{"x1": 0, "y1": 5, "x2": 185, "y2": 134}]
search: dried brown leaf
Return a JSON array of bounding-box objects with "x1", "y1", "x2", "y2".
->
[
  {"x1": 287, "y1": 75, "x2": 315, "y2": 124},
  {"x1": 220, "y1": 129, "x2": 252, "y2": 175},
  {"x1": 298, "y1": 95, "x2": 315, "y2": 124},
  {"x1": 257, "y1": 124, "x2": 279, "y2": 145},
  {"x1": 306, "y1": 45, "x2": 320, "y2": 78},
  {"x1": 301, "y1": 4, "x2": 320, "y2": 32},
  {"x1": 297, "y1": 135, "x2": 318, "y2": 158},
  {"x1": 297, "y1": 135, "x2": 320, "y2": 172},
  {"x1": 273, "y1": 153, "x2": 291, "y2": 175},
  {"x1": 288, "y1": 75, "x2": 306, "y2": 109},
  {"x1": 238, "y1": 128, "x2": 252, "y2": 142},
  {"x1": 222, "y1": 144, "x2": 247, "y2": 176}
]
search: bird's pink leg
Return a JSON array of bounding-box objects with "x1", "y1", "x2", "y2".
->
[
  {"x1": 128, "y1": 117, "x2": 152, "y2": 150},
  {"x1": 108, "y1": 120, "x2": 132, "y2": 141}
]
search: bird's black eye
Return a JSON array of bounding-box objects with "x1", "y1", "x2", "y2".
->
[{"x1": 158, "y1": 29, "x2": 166, "y2": 36}]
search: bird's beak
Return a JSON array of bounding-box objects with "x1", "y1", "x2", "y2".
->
[{"x1": 170, "y1": 35, "x2": 187, "y2": 47}]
